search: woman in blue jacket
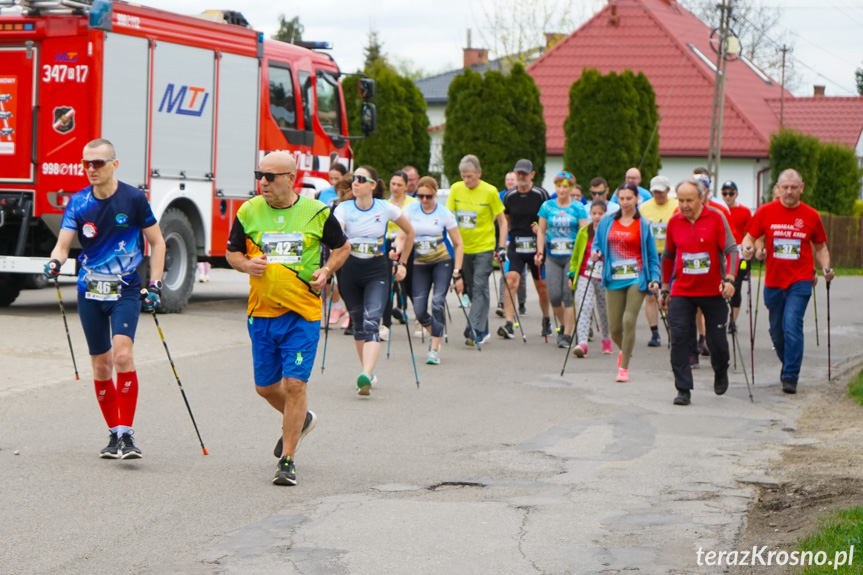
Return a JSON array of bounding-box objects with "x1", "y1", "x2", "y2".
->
[{"x1": 591, "y1": 183, "x2": 661, "y2": 382}]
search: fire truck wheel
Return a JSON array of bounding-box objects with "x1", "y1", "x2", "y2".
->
[
  {"x1": 0, "y1": 274, "x2": 25, "y2": 307},
  {"x1": 158, "y1": 208, "x2": 197, "y2": 313}
]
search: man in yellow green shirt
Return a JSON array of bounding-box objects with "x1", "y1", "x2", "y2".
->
[
  {"x1": 638, "y1": 175, "x2": 678, "y2": 347},
  {"x1": 446, "y1": 154, "x2": 508, "y2": 345}
]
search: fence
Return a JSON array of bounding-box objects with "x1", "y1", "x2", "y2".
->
[{"x1": 822, "y1": 214, "x2": 863, "y2": 269}]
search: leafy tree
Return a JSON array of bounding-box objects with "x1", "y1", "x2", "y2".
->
[
  {"x1": 272, "y1": 15, "x2": 302, "y2": 43},
  {"x1": 856, "y1": 65, "x2": 863, "y2": 96},
  {"x1": 562, "y1": 69, "x2": 649, "y2": 187},
  {"x1": 768, "y1": 129, "x2": 819, "y2": 206},
  {"x1": 442, "y1": 65, "x2": 546, "y2": 189},
  {"x1": 813, "y1": 143, "x2": 863, "y2": 216}
]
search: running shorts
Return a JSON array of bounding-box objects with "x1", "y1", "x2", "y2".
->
[{"x1": 247, "y1": 311, "x2": 321, "y2": 385}]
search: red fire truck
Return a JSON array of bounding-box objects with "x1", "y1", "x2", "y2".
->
[{"x1": 0, "y1": 0, "x2": 374, "y2": 311}]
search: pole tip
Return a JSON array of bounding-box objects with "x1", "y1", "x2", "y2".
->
[
  {"x1": 202, "y1": 447, "x2": 209, "y2": 455},
  {"x1": 75, "y1": 374, "x2": 80, "y2": 380}
]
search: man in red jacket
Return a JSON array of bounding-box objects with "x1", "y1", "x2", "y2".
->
[{"x1": 659, "y1": 179, "x2": 737, "y2": 406}]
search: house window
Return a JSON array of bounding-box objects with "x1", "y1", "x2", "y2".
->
[{"x1": 688, "y1": 44, "x2": 718, "y2": 74}]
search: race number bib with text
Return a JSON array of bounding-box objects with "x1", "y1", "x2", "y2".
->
[
  {"x1": 514, "y1": 236, "x2": 537, "y2": 254},
  {"x1": 682, "y1": 252, "x2": 710, "y2": 275},
  {"x1": 549, "y1": 238, "x2": 574, "y2": 257},
  {"x1": 261, "y1": 232, "x2": 303, "y2": 264},
  {"x1": 773, "y1": 238, "x2": 801, "y2": 260},
  {"x1": 611, "y1": 259, "x2": 638, "y2": 280},
  {"x1": 85, "y1": 272, "x2": 121, "y2": 301},
  {"x1": 456, "y1": 210, "x2": 478, "y2": 229},
  {"x1": 350, "y1": 237, "x2": 384, "y2": 259}
]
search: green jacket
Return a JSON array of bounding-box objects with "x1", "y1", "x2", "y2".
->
[{"x1": 568, "y1": 225, "x2": 591, "y2": 279}]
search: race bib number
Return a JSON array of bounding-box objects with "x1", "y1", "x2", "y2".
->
[
  {"x1": 350, "y1": 237, "x2": 384, "y2": 259},
  {"x1": 650, "y1": 221, "x2": 667, "y2": 240},
  {"x1": 414, "y1": 235, "x2": 442, "y2": 256},
  {"x1": 611, "y1": 259, "x2": 638, "y2": 280},
  {"x1": 584, "y1": 259, "x2": 603, "y2": 279},
  {"x1": 773, "y1": 238, "x2": 801, "y2": 260},
  {"x1": 85, "y1": 272, "x2": 121, "y2": 301},
  {"x1": 549, "y1": 238, "x2": 574, "y2": 257},
  {"x1": 456, "y1": 210, "x2": 478, "y2": 229},
  {"x1": 261, "y1": 232, "x2": 303, "y2": 264},
  {"x1": 514, "y1": 236, "x2": 537, "y2": 254},
  {"x1": 682, "y1": 252, "x2": 710, "y2": 275}
]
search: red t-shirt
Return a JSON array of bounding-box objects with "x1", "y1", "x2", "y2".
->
[
  {"x1": 608, "y1": 219, "x2": 643, "y2": 284},
  {"x1": 663, "y1": 209, "x2": 729, "y2": 297},
  {"x1": 746, "y1": 201, "x2": 827, "y2": 289},
  {"x1": 728, "y1": 205, "x2": 752, "y2": 244}
]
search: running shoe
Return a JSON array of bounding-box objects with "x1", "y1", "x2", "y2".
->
[
  {"x1": 495, "y1": 303, "x2": 505, "y2": 317},
  {"x1": 648, "y1": 331, "x2": 661, "y2": 347},
  {"x1": 714, "y1": 371, "x2": 729, "y2": 395},
  {"x1": 601, "y1": 339, "x2": 613, "y2": 354},
  {"x1": 328, "y1": 307, "x2": 346, "y2": 325},
  {"x1": 497, "y1": 322, "x2": 515, "y2": 339},
  {"x1": 781, "y1": 379, "x2": 797, "y2": 394},
  {"x1": 340, "y1": 315, "x2": 350, "y2": 329},
  {"x1": 100, "y1": 431, "x2": 121, "y2": 459},
  {"x1": 370, "y1": 374, "x2": 378, "y2": 388},
  {"x1": 343, "y1": 323, "x2": 354, "y2": 336},
  {"x1": 541, "y1": 317, "x2": 553, "y2": 337},
  {"x1": 392, "y1": 307, "x2": 406, "y2": 324},
  {"x1": 465, "y1": 337, "x2": 475, "y2": 347},
  {"x1": 588, "y1": 326, "x2": 594, "y2": 341},
  {"x1": 615, "y1": 368, "x2": 629, "y2": 382},
  {"x1": 273, "y1": 455, "x2": 297, "y2": 486},
  {"x1": 273, "y1": 410, "x2": 318, "y2": 458},
  {"x1": 573, "y1": 343, "x2": 587, "y2": 358},
  {"x1": 426, "y1": 350, "x2": 440, "y2": 365},
  {"x1": 460, "y1": 294, "x2": 471, "y2": 308},
  {"x1": 477, "y1": 331, "x2": 491, "y2": 344},
  {"x1": 357, "y1": 372, "x2": 372, "y2": 396},
  {"x1": 119, "y1": 431, "x2": 142, "y2": 460},
  {"x1": 556, "y1": 333, "x2": 571, "y2": 348},
  {"x1": 518, "y1": 304, "x2": 527, "y2": 316},
  {"x1": 673, "y1": 390, "x2": 691, "y2": 405},
  {"x1": 698, "y1": 335, "x2": 710, "y2": 357},
  {"x1": 728, "y1": 319, "x2": 737, "y2": 334},
  {"x1": 379, "y1": 325, "x2": 389, "y2": 341}
]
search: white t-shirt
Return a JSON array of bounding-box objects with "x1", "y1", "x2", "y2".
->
[
  {"x1": 404, "y1": 202, "x2": 458, "y2": 264},
  {"x1": 334, "y1": 199, "x2": 401, "y2": 259}
]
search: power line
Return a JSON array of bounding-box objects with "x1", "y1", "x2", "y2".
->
[{"x1": 823, "y1": 0, "x2": 863, "y2": 28}]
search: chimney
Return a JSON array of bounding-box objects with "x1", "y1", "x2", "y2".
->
[
  {"x1": 813, "y1": 85, "x2": 826, "y2": 97},
  {"x1": 463, "y1": 47, "x2": 488, "y2": 69},
  {"x1": 608, "y1": 1, "x2": 620, "y2": 27}
]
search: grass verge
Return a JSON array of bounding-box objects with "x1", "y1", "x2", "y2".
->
[
  {"x1": 795, "y1": 506, "x2": 863, "y2": 573},
  {"x1": 848, "y1": 370, "x2": 863, "y2": 406}
]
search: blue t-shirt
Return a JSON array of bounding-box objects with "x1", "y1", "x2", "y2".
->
[
  {"x1": 318, "y1": 186, "x2": 337, "y2": 206},
  {"x1": 538, "y1": 200, "x2": 586, "y2": 258},
  {"x1": 60, "y1": 181, "x2": 157, "y2": 293}
]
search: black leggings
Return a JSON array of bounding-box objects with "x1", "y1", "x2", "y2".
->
[
  {"x1": 337, "y1": 256, "x2": 389, "y2": 343},
  {"x1": 411, "y1": 259, "x2": 453, "y2": 338}
]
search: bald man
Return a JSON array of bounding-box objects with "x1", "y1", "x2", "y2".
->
[
  {"x1": 227, "y1": 151, "x2": 351, "y2": 485},
  {"x1": 609, "y1": 167, "x2": 652, "y2": 205}
]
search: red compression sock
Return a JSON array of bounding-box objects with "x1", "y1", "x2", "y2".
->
[
  {"x1": 116, "y1": 371, "x2": 139, "y2": 427},
  {"x1": 94, "y1": 379, "x2": 119, "y2": 428}
]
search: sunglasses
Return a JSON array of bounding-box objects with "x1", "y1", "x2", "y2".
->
[
  {"x1": 254, "y1": 171, "x2": 293, "y2": 182},
  {"x1": 416, "y1": 193, "x2": 435, "y2": 200},
  {"x1": 81, "y1": 158, "x2": 115, "y2": 170},
  {"x1": 590, "y1": 190, "x2": 606, "y2": 196},
  {"x1": 352, "y1": 175, "x2": 373, "y2": 184},
  {"x1": 721, "y1": 191, "x2": 736, "y2": 196},
  {"x1": 557, "y1": 171, "x2": 573, "y2": 179}
]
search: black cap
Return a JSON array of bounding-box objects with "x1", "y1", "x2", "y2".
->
[
  {"x1": 514, "y1": 159, "x2": 533, "y2": 173},
  {"x1": 721, "y1": 180, "x2": 737, "y2": 191}
]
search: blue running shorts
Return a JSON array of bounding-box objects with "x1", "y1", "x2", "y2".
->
[{"x1": 247, "y1": 311, "x2": 321, "y2": 385}]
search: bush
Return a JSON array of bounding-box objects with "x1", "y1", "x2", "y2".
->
[
  {"x1": 814, "y1": 143, "x2": 863, "y2": 216},
  {"x1": 854, "y1": 200, "x2": 863, "y2": 219},
  {"x1": 769, "y1": 129, "x2": 820, "y2": 206}
]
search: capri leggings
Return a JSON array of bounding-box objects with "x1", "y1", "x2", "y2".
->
[
  {"x1": 545, "y1": 255, "x2": 573, "y2": 308},
  {"x1": 574, "y1": 275, "x2": 610, "y2": 345},
  {"x1": 337, "y1": 256, "x2": 389, "y2": 343},
  {"x1": 411, "y1": 259, "x2": 453, "y2": 338},
  {"x1": 605, "y1": 283, "x2": 646, "y2": 370}
]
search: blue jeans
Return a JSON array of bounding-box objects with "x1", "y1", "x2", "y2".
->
[
  {"x1": 763, "y1": 280, "x2": 812, "y2": 383},
  {"x1": 411, "y1": 259, "x2": 453, "y2": 338}
]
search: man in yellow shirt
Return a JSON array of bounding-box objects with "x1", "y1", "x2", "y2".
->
[
  {"x1": 446, "y1": 154, "x2": 508, "y2": 345},
  {"x1": 638, "y1": 175, "x2": 678, "y2": 347}
]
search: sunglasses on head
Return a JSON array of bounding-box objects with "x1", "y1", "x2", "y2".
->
[
  {"x1": 352, "y1": 175, "x2": 372, "y2": 184},
  {"x1": 557, "y1": 171, "x2": 573, "y2": 179},
  {"x1": 81, "y1": 158, "x2": 115, "y2": 170},
  {"x1": 416, "y1": 193, "x2": 435, "y2": 200},
  {"x1": 254, "y1": 171, "x2": 293, "y2": 182}
]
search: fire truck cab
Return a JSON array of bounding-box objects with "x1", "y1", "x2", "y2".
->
[{"x1": 0, "y1": 0, "x2": 374, "y2": 311}]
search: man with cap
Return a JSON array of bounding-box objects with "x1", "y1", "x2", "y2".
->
[
  {"x1": 609, "y1": 168, "x2": 652, "y2": 206},
  {"x1": 499, "y1": 159, "x2": 552, "y2": 339},
  {"x1": 638, "y1": 175, "x2": 678, "y2": 347},
  {"x1": 720, "y1": 180, "x2": 752, "y2": 331}
]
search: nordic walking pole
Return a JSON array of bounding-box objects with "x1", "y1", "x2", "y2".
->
[
  {"x1": 321, "y1": 280, "x2": 333, "y2": 373},
  {"x1": 660, "y1": 309, "x2": 671, "y2": 349},
  {"x1": 562, "y1": 260, "x2": 596, "y2": 376},
  {"x1": 753, "y1": 259, "x2": 763, "y2": 339},
  {"x1": 812, "y1": 277, "x2": 820, "y2": 346},
  {"x1": 491, "y1": 267, "x2": 501, "y2": 308},
  {"x1": 730, "y1": 315, "x2": 754, "y2": 403},
  {"x1": 386, "y1": 276, "x2": 394, "y2": 359},
  {"x1": 399, "y1": 280, "x2": 420, "y2": 387},
  {"x1": 142, "y1": 291, "x2": 208, "y2": 455},
  {"x1": 53, "y1": 277, "x2": 80, "y2": 381},
  {"x1": 741, "y1": 260, "x2": 756, "y2": 388},
  {"x1": 453, "y1": 284, "x2": 482, "y2": 351},
  {"x1": 826, "y1": 278, "x2": 832, "y2": 381},
  {"x1": 443, "y1": 299, "x2": 450, "y2": 344},
  {"x1": 504, "y1": 275, "x2": 527, "y2": 343}
]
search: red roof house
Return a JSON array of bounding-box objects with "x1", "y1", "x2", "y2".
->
[{"x1": 766, "y1": 95, "x2": 863, "y2": 154}]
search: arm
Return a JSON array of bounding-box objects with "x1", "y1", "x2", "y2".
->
[
  {"x1": 495, "y1": 211, "x2": 508, "y2": 261},
  {"x1": 141, "y1": 223, "x2": 166, "y2": 283},
  {"x1": 49, "y1": 229, "x2": 77, "y2": 265},
  {"x1": 813, "y1": 242, "x2": 834, "y2": 282},
  {"x1": 534, "y1": 217, "x2": 548, "y2": 267},
  {"x1": 226, "y1": 249, "x2": 267, "y2": 277},
  {"x1": 447, "y1": 226, "x2": 465, "y2": 293},
  {"x1": 392, "y1": 214, "x2": 415, "y2": 282},
  {"x1": 310, "y1": 241, "x2": 350, "y2": 291}
]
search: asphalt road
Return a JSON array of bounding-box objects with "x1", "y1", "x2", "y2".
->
[{"x1": 1, "y1": 270, "x2": 861, "y2": 575}]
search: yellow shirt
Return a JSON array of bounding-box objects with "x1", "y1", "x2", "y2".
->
[
  {"x1": 446, "y1": 179, "x2": 504, "y2": 254},
  {"x1": 387, "y1": 195, "x2": 416, "y2": 240},
  {"x1": 639, "y1": 198, "x2": 679, "y2": 253}
]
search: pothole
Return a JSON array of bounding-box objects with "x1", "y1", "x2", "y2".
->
[{"x1": 428, "y1": 481, "x2": 486, "y2": 491}]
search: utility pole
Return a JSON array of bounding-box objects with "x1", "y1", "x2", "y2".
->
[
  {"x1": 778, "y1": 44, "x2": 791, "y2": 127},
  {"x1": 706, "y1": 0, "x2": 739, "y2": 198}
]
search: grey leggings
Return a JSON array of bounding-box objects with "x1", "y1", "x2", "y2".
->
[
  {"x1": 575, "y1": 275, "x2": 610, "y2": 344},
  {"x1": 606, "y1": 283, "x2": 646, "y2": 370},
  {"x1": 545, "y1": 256, "x2": 573, "y2": 308}
]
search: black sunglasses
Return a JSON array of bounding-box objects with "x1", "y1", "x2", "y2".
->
[
  {"x1": 590, "y1": 190, "x2": 606, "y2": 196},
  {"x1": 416, "y1": 193, "x2": 435, "y2": 199},
  {"x1": 352, "y1": 175, "x2": 373, "y2": 184},
  {"x1": 254, "y1": 171, "x2": 293, "y2": 182},
  {"x1": 81, "y1": 158, "x2": 115, "y2": 170},
  {"x1": 721, "y1": 191, "x2": 736, "y2": 196}
]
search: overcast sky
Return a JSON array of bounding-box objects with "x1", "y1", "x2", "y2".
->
[{"x1": 137, "y1": 0, "x2": 862, "y2": 96}]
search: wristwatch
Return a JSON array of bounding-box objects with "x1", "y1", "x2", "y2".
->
[{"x1": 149, "y1": 280, "x2": 163, "y2": 290}]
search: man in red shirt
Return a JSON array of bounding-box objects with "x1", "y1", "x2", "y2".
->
[
  {"x1": 660, "y1": 179, "x2": 737, "y2": 406},
  {"x1": 742, "y1": 169, "x2": 834, "y2": 394},
  {"x1": 720, "y1": 180, "x2": 752, "y2": 331}
]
